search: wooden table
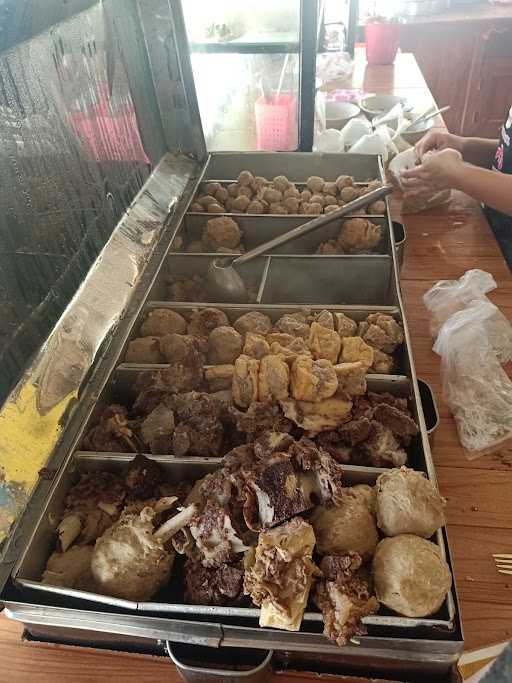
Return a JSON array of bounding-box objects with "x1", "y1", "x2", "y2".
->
[{"x1": 1, "y1": 51, "x2": 511, "y2": 681}]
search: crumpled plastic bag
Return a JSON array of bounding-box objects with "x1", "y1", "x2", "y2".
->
[
  {"x1": 434, "y1": 301, "x2": 512, "y2": 458},
  {"x1": 317, "y1": 53, "x2": 354, "y2": 84},
  {"x1": 423, "y1": 269, "x2": 498, "y2": 335},
  {"x1": 388, "y1": 148, "x2": 451, "y2": 213},
  {"x1": 339, "y1": 117, "x2": 372, "y2": 150}
]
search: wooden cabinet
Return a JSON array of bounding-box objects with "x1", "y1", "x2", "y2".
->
[{"x1": 399, "y1": 11, "x2": 512, "y2": 138}]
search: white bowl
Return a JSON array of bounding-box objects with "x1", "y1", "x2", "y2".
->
[
  {"x1": 359, "y1": 94, "x2": 406, "y2": 120},
  {"x1": 401, "y1": 116, "x2": 435, "y2": 144},
  {"x1": 325, "y1": 101, "x2": 361, "y2": 129}
]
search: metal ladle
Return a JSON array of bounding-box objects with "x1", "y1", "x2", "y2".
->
[{"x1": 207, "y1": 183, "x2": 394, "y2": 303}]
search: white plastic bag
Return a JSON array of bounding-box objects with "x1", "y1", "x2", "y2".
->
[
  {"x1": 338, "y1": 117, "x2": 372, "y2": 150},
  {"x1": 313, "y1": 128, "x2": 344, "y2": 153},
  {"x1": 434, "y1": 304, "x2": 512, "y2": 458},
  {"x1": 348, "y1": 132, "x2": 388, "y2": 160},
  {"x1": 388, "y1": 148, "x2": 451, "y2": 213}
]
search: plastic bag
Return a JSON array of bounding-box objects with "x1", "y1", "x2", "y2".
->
[
  {"x1": 313, "y1": 128, "x2": 344, "y2": 153},
  {"x1": 338, "y1": 117, "x2": 372, "y2": 150},
  {"x1": 434, "y1": 304, "x2": 512, "y2": 458},
  {"x1": 316, "y1": 53, "x2": 354, "y2": 84},
  {"x1": 388, "y1": 148, "x2": 451, "y2": 214}
]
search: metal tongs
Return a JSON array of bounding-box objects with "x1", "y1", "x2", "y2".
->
[{"x1": 207, "y1": 184, "x2": 393, "y2": 303}]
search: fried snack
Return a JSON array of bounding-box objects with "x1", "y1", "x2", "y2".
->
[
  {"x1": 243, "y1": 332, "x2": 270, "y2": 360},
  {"x1": 363, "y1": 422, "x2": 408, "y2": 468},
  {"x1": 290, "y1": 355, "x2": 338, "y2": 402},
  {"x1": 203, "y1": 216, "x2": 241, "y2": 250},
  {"x1": 234, "y1": 311, "x2": 272, "y2": 337},
  {"x1": 190, "y1": 500, "x2": 249, "y2": 567},
  {"x1": 141, "y1": 309, "x2": 187, "y2": 337},
  {"x1": 42, "y1": 546, "x2": 96, "y2": 590},
  {"x1": 314, "y1": 553, "x2": 379, "y2": 647},
  {"x1": 335, "y1": 175, "x2": 353, "y2": 190},
  {"x1": 311, "y1": 485, "x2": 378, "y2": 560},
  {"x1": 82, "y1": 405, "x2": 138, "y2": 453},
  {"x1": 205, "y1": 364, "x2": 234, "y2": 392},
  {"x1": 168, "y1": 275, "x2": 208, "y2": 302},
  {"x1": 340, "y1": 336, "x2": 374, "y2": 369},
  {"x1": 312, "y1": 310, "x2": 335, "y2": 329},
  {"x1": 306, "y1": 176, "x2": 325, "y2": 193},
  {"x1": 207, "y1": 203, "x2": 224, "y2": 213},
  {"x1": 187, "y1": 308, "x2": 229, "y2": 337},
  {"x1": 238, "y1": 170, "x2": 254, "y2": 186},
  {"x1": 359, "y1": 313, "x2": 404, "y2": 354},
  {"x1": 281, "y1": 396, "x2": 352, "y2": 434},
  {"x1": 274, "y1": 313, "x2": 310, "y2": 339},
  {"x1": 338, "y1": 218, "x2": 381, "y2": 254},
  {"x1": 370, "y1": 349, "x2": 395, "y2": 374},
  {"x1": 244, "y1": 517, "x2": 319, "y2": 631},
  {"x1": 206, "y1": 182, "x2": 222, "y2": 196},
  {"x1": 208, "y1": 326, "x2": 243, "y2": 364},
  {"x1": 323, "y1": 181, "x2": 338, "y2": 196},
  {"x1": 376, "y1": 467, "x2": 446, "y2": 538},
  {"x1": 232, "y1": 355, "x2": 260, "y2": 408},
  {"x1": 334, "y1": 362, "x2": 367, "y2": 396},
  {"x1": 373, "y1": 535, "x2": 452, "y2": 618},
  {"x1": 304, "y1": 202, "x2": 322, "y2": 215},
  {"x1": 247, "y1": 200, "x2": 265, "y2": 214},
  {"x1": 308, "y1": 322, "x2": 341, "y2": 364},
  {"x1": 160, "y1": 333, "x2": 205, "y2": 365},
  {"x1": 340, "y1": 186, "x2": 360, "y2": 203},
  {"x1": 333, "y1": 313, "x2": 357, "y2": 338},
  {"x1": 258, "y1": 354, "x2": 290, "y2": 402},
  {"x1": 140, "y1": 403, "x2": 175, "y2": 454},
  {"x1": 324, "y1": 204, "x2": 339, "y2": 214},
  {"x1": 125, "y1": 337, "x2": 163, "y2": 364},
  {"x1": 91, "y1": 500, "x2": 195, "y2": 601}
]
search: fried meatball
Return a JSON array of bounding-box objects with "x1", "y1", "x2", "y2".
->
[
  {"x1": 205, "y1": 364, "x2": 235, "y2": 392},
  {"x1": 208, "y1": 326, "x2": 243, "y2": 364},
  {"x1": 188, "y1": 308, "x2": 229, "y2": 337},
  {"x1": 283, "y1": 197, "x2": 300, "y2": 214},
  {"x1": 125, "y1": 337, "x2": 162, "y2": 364},
  {"x1": 263, "y1": 188, "x2": 283, "y2": 204},
  {"x1": 141, "y1": 309, "x2": 187, "y2": 337},
  {"x1": 324, "y1": 204, "x2": 339, "y2": 214},
  {"x1": 207, "y1": 203, "x2": 224, "y2": 213},
  {"x1": 373, "y1": 535, "x2": 452, "y2": 618},
  {"x1": 338, "y1": 218, "x2": 381, "y2": 254},
  {"x1": 238, "y1": 185, "x2": 253, "y2": 199},
  {"x1": 272, "y1": 175, "x2": 291, "y2": 192},
  {"x1": 304, "y1": 202, "x2": 322, "y2": 215},
  {"x1": 335, "y1": 175, "x2": 354, "y2": 190},
  {"x1": 269, "y1": 203, "x2": 288, "y2": 215},
  {"x1": 227, "y1": 183, "x2": 240, "y2": 197},
  {"x1": 206, "y1": 182, "x2": 222, "y2": 196},
  {"x1": 252, "y1": 176, "x2": 268, "y2": 193},
  {"x1": 232, "y1": 195, "x2": 251, "y2": 212},
  {"x1": 160, "y1": 333, "x2": 205, "y2": 365},
  {"x1": 234, "y1": 311, "x2": 272, "y2": 337},
  {"x1": 311, "y1": 485, "x2": 378, "y2": 560},
  {"x1": 238, "y1": 170, "x2": 254, "y2": 186},
  {"x1": 340, "y1": 186, "x2": 360, "y2": 203},
  {"x1": 310, "y1": 193, "x2": 327, "y2": 207},
  {"x1": 284, "y1": 186, "x2": 300, "y2": 199},
  {"x1": 215, "y1": 187, "x2": 229, "y2": 204},
  {"x1": 203, "y1": 216, "x2": 241, "y2": 250},
  {"x1": 247, "y1": 200, "x2": 265, "y2": 214},
  {"x1": 190, "y1": 202, "x2": 204, "y2": 212},
  {"x1": 307, "y1": 176, "x2": 325, "y2": 193},
  {"x1": 274, "y1": 313, "x2": 310, "y2": 339},
  {"x1": 376, "y1": 467, "x2": 447, "y2": 538},
  {"x1": 198, "y1": 195, "x2": 218, "y2": 209}
]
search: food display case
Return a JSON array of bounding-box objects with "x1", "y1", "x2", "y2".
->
[{"x1": 0, "y1": 1, "x2": 463, "y2": 681}]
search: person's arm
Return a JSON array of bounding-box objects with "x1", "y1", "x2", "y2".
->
[
  {"x1": 401, "y1": 148, "x2": 512, "y2": 216},
  {"x1": 416, "y1": 132, "x2": 498, "y2": 168}
]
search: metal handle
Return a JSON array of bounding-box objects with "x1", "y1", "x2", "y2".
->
[{"x1": 232, "y1": 184, "x2": 393, "y2": 267}]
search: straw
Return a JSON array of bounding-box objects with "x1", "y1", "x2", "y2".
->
[{"x1": 276, "y1": 53, "x2": 290, "y2": 100}]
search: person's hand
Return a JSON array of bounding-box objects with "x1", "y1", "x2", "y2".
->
[
  {"x1": 415, "y1": 131, "x2": 465, "y2": 161},
  {"x1": 400, "y1": 148, "x2": 464, "y2": 193}
]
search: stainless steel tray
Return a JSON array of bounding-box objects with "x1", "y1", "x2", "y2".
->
[{"x1": 14, "y1": 453, "x2": 455, "y2": 635}]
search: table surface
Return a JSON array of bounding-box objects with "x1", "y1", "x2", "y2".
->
[{"x1": 2, "y1": 50, "x2": 512, "y2": 681}]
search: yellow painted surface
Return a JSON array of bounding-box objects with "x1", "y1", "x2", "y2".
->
[{"x1": 0, "y1": 382, "x2": 76, "y2": 543}]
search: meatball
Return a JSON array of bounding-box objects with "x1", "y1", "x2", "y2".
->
[
  {"x1": 272, "y1": 175, "x2": 291, "y2": 192},
  {"x1": 232, "y1": 195, "x2": 251, "y2": 212},
  {"x1": 284, "y1": 186, "x2": 300, "y2": 199},
  {"x1": 251, "y1": 176, "x2": 268, "y2": 193},
  {"x1": 206, "y1": 202, "x2": 224, "y2": 213},
  {"x1": 311, "y1": 485, "x2": 378, "y2": 560},
  {"x1": 335, "y1": 175, "x2": 354, "y2": 190},
  {"x1": 187, "y1": 308, "x2": 229, "y2": 337},
  {"x1": 141, "y1": 309, "x2": 187, "y2": 337},
  {"x1": 263, "y1": 188, "x2": 283, "y2": 204},
  {"x1": 238, "y1": 185, "x2": 253, "y2": 199},
  {"x1": 203, "y1": 216, "x2": 241, "y2": 250},
  {"x1": 283, "y1": 197, "x2": 300, "y2": 214},
  {"x1": 340, "y1": 186, "x2": 360, "y2": 203},
  {"x1": 234, "y1": 311, "x2": 272, "y2": 337},
  {"x1": 206, "y1": 182, "x2": 222, "y2": 196},
  {"x1": 306, "y1": 176, "x2": 325, "y2": 193},
  {"x1": 208, "y1": 326, "x2": 243, "y2": 364},
  {"x1": 304, "y1": 202, "x2": 322, "y2": 215},
  {"x1": 310, "y1": 193, "x2": 327, "y2": 207},
  {"x1": 323, "y1": 181, "x2": 338, "y2": 197},
  {"x1": 125, "y1": 337, "x2": 162, "y2": 364},
  {"x1": 227, "y1": 183, "x2": 240, "y2": 197},
  {"x1": 376, "y1": 467, "x2": 446, "y2": 538},
  {"x1": 247, "y1": 200, "x2": 265, "y2": 214},
  {"x1": 198, "y1": 195, "x2": 219, "y2": 209},
  {"x1": 269, "y1": 203, "x2": 287, "y2": 214},
  {"x1": 160, "y1": 333, "x2": 204, "y2": 365},
  {"x1": 373, "y1": 535, "x2": 452, "y2": 618},
  {"x1": 324, "y1": 204, "x2": 339, "y2": 214},
  {"x1": 238, "y1": 170, "x2": 254, "y2": 186},
  {"x1": 300, "y1": 189, "x2": 312, "y2": 203},
  {"x1": 190, "y1": 202, "x2": 204, "y2": 212},
  {"x1": 215, "y1": 187, "x2": 229, "y2": 204}
]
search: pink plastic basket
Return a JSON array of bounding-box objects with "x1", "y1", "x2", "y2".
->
[{"x1": 255, "y1": 94, "x2": 297, "y2": 151}]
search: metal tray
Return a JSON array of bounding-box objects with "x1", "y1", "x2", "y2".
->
[
  {"x1": 176, "y1": 214, "x2": 392, "y2": 257},
  {"x1": 14, "y1": 453, "x2": 455, "y2": 636}
]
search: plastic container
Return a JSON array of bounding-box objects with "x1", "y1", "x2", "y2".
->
[
  {"x1": 365, "y1": 22, "x2": 400, "y2": 65},
  {"x1": 255, "y1": 94, "x2": 297, "y2": 151}
]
